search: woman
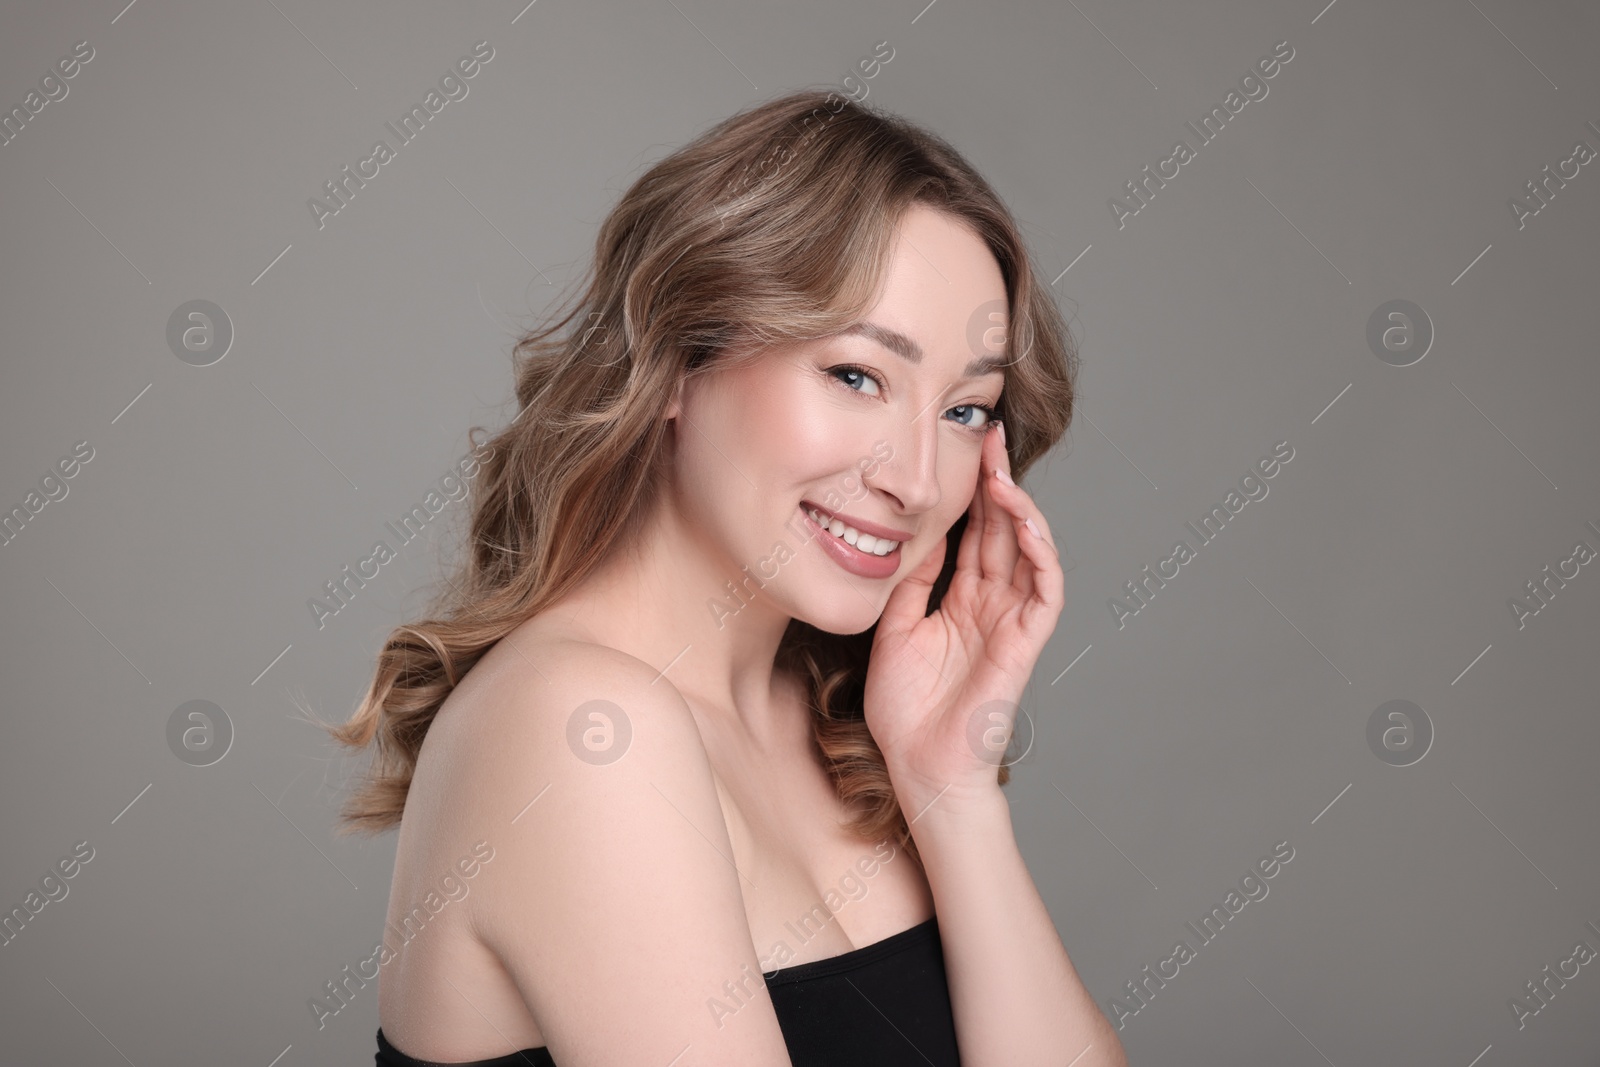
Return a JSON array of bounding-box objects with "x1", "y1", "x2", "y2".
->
[{"x1": 326, "y1": 87, "x2": 1127, "y2": 1066}]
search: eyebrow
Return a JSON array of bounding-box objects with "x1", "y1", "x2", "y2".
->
[{"x1": 840, "y1": 321, "x2": 1010, "y2": 380}]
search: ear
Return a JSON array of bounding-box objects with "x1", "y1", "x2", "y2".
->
[{"x1": 664, "y1": 377, "x2": 685, "y2": 421}]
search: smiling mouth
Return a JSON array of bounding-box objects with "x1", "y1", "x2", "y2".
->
[{"x1": 801, "y1": 501, "x2": 903, "y2": 557}]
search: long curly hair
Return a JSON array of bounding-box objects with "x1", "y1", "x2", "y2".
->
[{"x1": 323, "y1": 87, "x2": 1079, "y2": 866}]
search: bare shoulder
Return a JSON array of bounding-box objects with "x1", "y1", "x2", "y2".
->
[
  {"x1": 414, "y1": 628, "x2": 717, "y2": 870},
  {"x1": 414, "y1": 627, "x2": 793, "y2": 1065},
  {"x1": 431, "y1": 628, "x2": 706, "y2": 774}
]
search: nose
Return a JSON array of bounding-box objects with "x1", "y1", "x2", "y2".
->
[{"x1": 865, "y1": 403, "x2": 942, "y2": 514}]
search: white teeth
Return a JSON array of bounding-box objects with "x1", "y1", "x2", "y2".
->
[{"x1": 807, "y1": 507, "x2": 898, "y2": 556}]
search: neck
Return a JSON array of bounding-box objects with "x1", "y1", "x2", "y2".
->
[{"x1": 542, "y1": 490, "x2": 798, "y2": 742}]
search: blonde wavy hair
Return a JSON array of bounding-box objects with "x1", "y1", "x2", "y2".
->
[{"x1": 324, "y1": 87, "x2": 1079, "y2": 865}]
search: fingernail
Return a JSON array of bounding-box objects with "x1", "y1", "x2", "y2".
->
[
  {"x1": 996, "y1": 420, "x2": 1006, "y2": 447},
  {"x1": 1024, "y1": 517, "x2": 1042, "y2": 538},
  {"x1": 994, "y1": 467, "x2": 1014, "y2": 486}
]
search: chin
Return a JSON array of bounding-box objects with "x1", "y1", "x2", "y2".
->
[{"x1": 792, "y1": 592, "x2": 888, "y2": 637}]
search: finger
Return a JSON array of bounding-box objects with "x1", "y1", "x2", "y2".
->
[
  {"x1": 985, "y1": 480, "x2": 1038, "y2": 598},
  {"x1": 989, "y1": 497, "x2": 1062, "y2": 638},
  {"x1": 954, "y1": 436, "x2": 990, "y2": 578},
  {"x1": 996, "y1": 489, "x2": 1063, "y2": 620},
  {"x1": 1010, "y1": 520, "x2": 1037, "y2": 600},
  {"x1": 989, "y1": 471, "x2": 1057, "y2": 557},
  {"x1": 879, "y1": 533, "x2": 946, "y2": 640},
  {"x1": 1019, "y1": 527, "x2": 1065, "y2": 632},
  {"x1": 978, "y1": 423, "x2": 1020, "y2": 582},
  {"x1": 986, "y1": 469, "x2": 1062, "y2": 602}
]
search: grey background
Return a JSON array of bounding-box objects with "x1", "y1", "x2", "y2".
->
[{"x1": 3, "y1": 0, "x2": 1598, "y2": 1063}]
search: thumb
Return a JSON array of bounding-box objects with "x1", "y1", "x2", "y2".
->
[{"x1": 877, "y1": 534, "x2": 945, "y2": 642}]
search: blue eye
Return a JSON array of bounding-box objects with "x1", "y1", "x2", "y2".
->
[
  {"x1": 948, "y1": 404, "x2": 997, "y2": 435},
  {"x1": 828, "y1": 364, "x2": 999, "y2": 438},
  {"x1": 830, "y1": 365, "x2": 883, "y2": 396}
]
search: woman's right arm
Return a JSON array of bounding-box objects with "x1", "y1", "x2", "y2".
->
[{"x1": 436, "y1": 641, "x2": 795, "y2": 1066}]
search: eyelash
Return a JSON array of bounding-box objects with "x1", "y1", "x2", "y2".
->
[{"x1": 828, "y1": 364, "x2": 998, "y2": 437}]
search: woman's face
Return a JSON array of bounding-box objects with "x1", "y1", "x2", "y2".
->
[{"x1": 668, "y1": 203, "x2": 1011, "y2": 635}]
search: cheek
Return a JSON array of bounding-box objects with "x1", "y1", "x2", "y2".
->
[
  {"x1": 729, "y1": 367, "x2": 867, "y2": 490},
  {"x1": 727, "y1": 377, "x2": 831, "y2": 480},
  {"x1": 943, "y1": 450, "x2": 983, "y2": 515},
  {"x1": 767, "y1": 402, "x2": 835, "y2": 461}
]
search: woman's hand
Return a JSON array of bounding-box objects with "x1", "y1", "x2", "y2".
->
[{"x1": 863, "y1": 419, "x2": 1064, "y2": 817}]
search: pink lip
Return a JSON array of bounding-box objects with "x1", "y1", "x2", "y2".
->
[
  {"x1": 797, "y1": 504, "x2": 905, "y2": 580},
  {"x1": 799, "y1": 500, "x2": 914, "y2": 543}
]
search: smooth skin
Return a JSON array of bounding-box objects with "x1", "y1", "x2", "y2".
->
[{"x1": 375, "y1": 204, "x2": 1128, "y2": 1066}]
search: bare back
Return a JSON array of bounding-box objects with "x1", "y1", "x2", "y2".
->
[{"x1": 376, "y1": 615, "x2": 934, "y2": 1061}]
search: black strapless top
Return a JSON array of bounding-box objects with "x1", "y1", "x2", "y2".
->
[{"x1": 374, "y1": 916, "x2": 960, "y2": 1066}]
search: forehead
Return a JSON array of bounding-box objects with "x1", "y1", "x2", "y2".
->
[{"x1": 861, "y1": 204, "x2": 1010, "y2": 367}]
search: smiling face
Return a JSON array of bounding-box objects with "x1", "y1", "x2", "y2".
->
[{"x1": 663, "y1": 203, "x2": 1011, "y2": 635}]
